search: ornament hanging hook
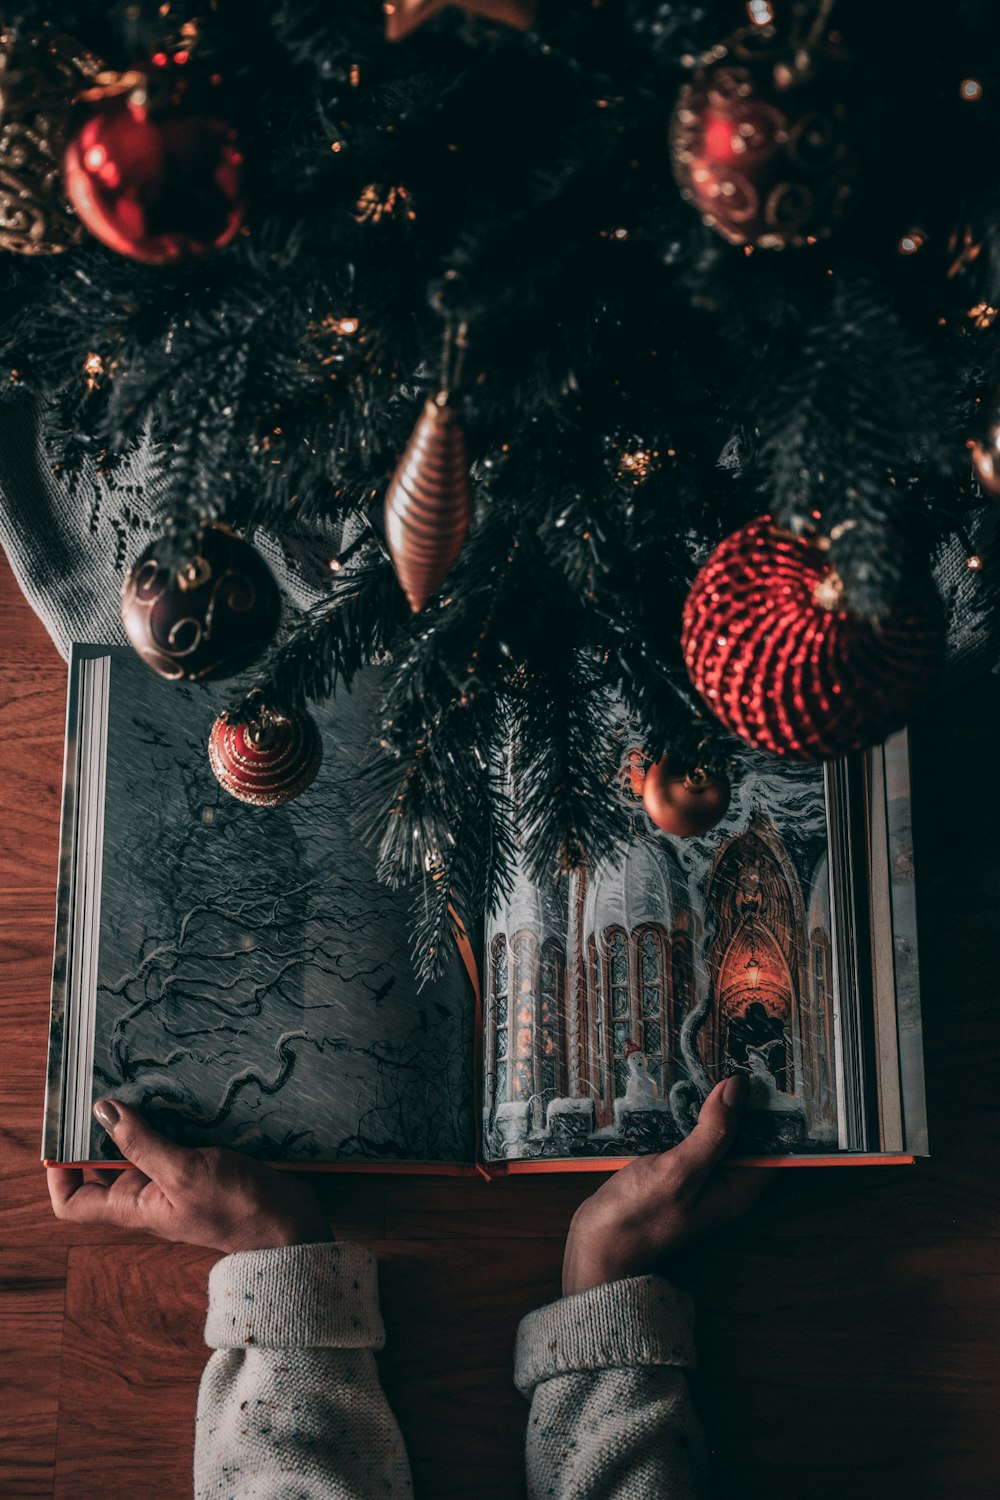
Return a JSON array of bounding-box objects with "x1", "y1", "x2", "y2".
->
[{"x1": 439, "y1": 317, "x2": 470, "y2": 403}]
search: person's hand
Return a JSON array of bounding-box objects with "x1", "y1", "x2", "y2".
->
[
  {"x1": 562, "y1": 1075, "x2": 766, "y2": 1296},
  {"x1": 47, "y1": 1098, "x2": 332, "y2": 1253}
]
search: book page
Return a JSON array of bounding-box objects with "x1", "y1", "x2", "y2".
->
[
  {"x1": 482, "y1": 740, "x2": 841, "y2": 1161},
  {"x1": 74, "y1": 651, "x2": 474, "y2": 1165}
]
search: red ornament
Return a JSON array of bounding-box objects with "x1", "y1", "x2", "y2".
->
[
  {"x1": 209, "y1": 708, "x2": 323, "y2": 807},
  {"x1": 63, "y1": 66, "x2": 245, "y2": 263},
  {"x1": 385, "y1": 394, "x2": 471, "y2": 612},
  {"x1": 681, "y1": 517, "x2": 943, "y2": 760},
  {"x1": 669, "y1": 25, "x2": 867, "y2": 249},
  {"x1": 121, "y1": 522, "x2": 281, "y2": 682},
  {"x1": 642, "y1": 757, "x2": 731, "y2": 837}
]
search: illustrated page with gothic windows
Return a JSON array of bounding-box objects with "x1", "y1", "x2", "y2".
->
[{"x1": 482, "y1": 741, "x2": 844, "y2": 1161}]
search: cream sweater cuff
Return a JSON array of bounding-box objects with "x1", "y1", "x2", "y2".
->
[
  {"x1": 514, "y1": 1275, "x2": 696, "y2": 1395},
  {"x1": 204, "y1": 1241, "x2": 385, "y2": 1352}
]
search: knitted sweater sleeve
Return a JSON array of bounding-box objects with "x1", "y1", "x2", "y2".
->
[
  {"x1": 514, "y1": 1276, "x2": 708, "y2": 1500},
  {"x1": 194, "y1": 1241, "x2": 413, "y2": 1500}
]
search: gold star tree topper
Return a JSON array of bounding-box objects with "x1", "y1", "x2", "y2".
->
[{"x1": 385, "y1": 0, "x2": 534, "y2": 42}]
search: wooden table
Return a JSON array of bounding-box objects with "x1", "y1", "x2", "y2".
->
[{"x1": 2, "y1": 552, "x2": 998, "y2": 1499}]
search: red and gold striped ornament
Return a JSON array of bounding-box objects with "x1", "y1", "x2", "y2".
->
[
  {"x1": 681, "y1": 516, "x2": 943, "y2": 760},
  {"x1": 385, "y1": 393, "x2": 471, "y2": 613},
  {"x1": 208, "y1": 707, "x2": 322, "y2": 807}
]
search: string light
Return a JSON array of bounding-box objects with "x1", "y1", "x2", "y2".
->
[
  {"x1": 967, "y1": 302, "x2": 999, "y2": 329},
  {"x1": 354, "y1": 183, "x2": 416, "y2": 225},
  {"x1": 898, "y1": 229, "x2": 925, "y2": 255},
  {"x1": 960, "y1": 78, "x2": 983, "y2": 101},
  {"x1": 966, "y1": 553, "x2": 984, "y2": 571},
  {"x1": 83, "y1": 352, "x2": 104, "y2": 391},
  {"x1": 947, "y1": 224, "x2": 983, "y2": 278},
  {"x1": 747, "y1": 0, "x2": 774, "y2": 24},
  {"x1": 618, "y1": 448, "x2": 658, "y2": 483}
]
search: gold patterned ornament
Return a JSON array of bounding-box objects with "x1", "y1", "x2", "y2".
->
[
  {"x1": 0, "y1": 28, "x2": 102, "y2": 254},
  {"x1": 669, "y1": 21, "x2": 868, "y2": 250},
  {"x1": 384, "y1": 0, "x2": 534, "y2": 42}
]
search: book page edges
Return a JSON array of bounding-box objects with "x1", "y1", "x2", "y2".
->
[
  {"x1": 45, "y1": 1152, "x2": 917, "y2": 1173},
  {"x1": 41, "y1": 646, "x2": 85, "y2": 1162}
]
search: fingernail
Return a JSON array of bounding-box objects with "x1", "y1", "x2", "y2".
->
[
  {"x1": 93, "y1": 1099, "x2": 120, "y2": 1132},
  {"x1": 721, "y1": 1074, "x2": 748, "y2": 1110}
]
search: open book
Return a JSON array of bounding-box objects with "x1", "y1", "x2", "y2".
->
[{"x1": 44, "y1": 646, "x2": 927, "y2": 1173}]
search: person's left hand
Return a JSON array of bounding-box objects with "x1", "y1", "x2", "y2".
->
[{"x1": 47, "y1": 1098, "x2": 331, "y2": 1253}]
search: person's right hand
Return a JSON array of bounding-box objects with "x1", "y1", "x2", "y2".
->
[
  {"x1": 47, "y1": 1098, "x2": 332, "y2": 1253},
  {"x1": 562, "y1": 1075, "x2": 766, "y2": 1296}
]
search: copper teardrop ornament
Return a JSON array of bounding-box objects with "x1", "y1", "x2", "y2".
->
[{"x1": 385, "y1": 395, "x2": 471, "y2": 612}]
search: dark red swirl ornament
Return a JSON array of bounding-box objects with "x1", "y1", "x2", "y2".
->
[
  {"x1": 669, "y1": 24, "x2": 868, "y2": 250},
  {"x1": 681, "y1": 517, "x2": 943, "y2": 760},
  {"x1": 385, "y1": 394, "x2": 471, "y2": 612},
  {"x1": 121, "y1": 522, "x2": 280, "y2": 682},
  {"x1": 209, "y1": 707, "x2": 322, "y2": 807}
]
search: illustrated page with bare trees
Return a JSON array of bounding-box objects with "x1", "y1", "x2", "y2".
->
[{"x1": 45, "y1": 648, "x2": 475, "y2": 1166}]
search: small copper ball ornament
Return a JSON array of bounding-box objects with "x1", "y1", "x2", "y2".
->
[
  {"x1": 642, "y1": 758, "x2": 732, "y2": 837},
  {"x1": 208, "y1": 708, "x2": 322, "y2": 807},
  {"x1": 669, "y1": 24, "x2": 868, "y2": 250},
  {"x1": 121, "y1": 522, "x2": 281, "y2": 682}
]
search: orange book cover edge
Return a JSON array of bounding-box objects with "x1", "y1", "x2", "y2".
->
[{"x1": 45, "y1": 1154, "x2": 916, "y2": 1173}]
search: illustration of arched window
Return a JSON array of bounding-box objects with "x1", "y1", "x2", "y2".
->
[
  {"x1": 604, "y1": 926, "x2": 633, "y2": 1097},
  {"x1": 511, "y1": 930, "x2": 539, "y2": 1104},
  {"x1": 539, "y1": 939, "x2": 567, "y2": 1113},
  {"x1": 716, "y1": 919, "x2": 794, "y2": 1090},
  {"x1": 635, "y1": 925, "x2": 669, "y2": 1093},
  {"x1": 671, "y1": 933, "x2": 693, "y2": 1051},
  {"x1": 810, "y1": 927, "x2": 834, "y2": 1106},
  {"x1": 587, "y1": 933, "x2": 606, "y2": 1112},
  {"x1": 489, "y1": 935, "x2": 509, "y2": 1109}
]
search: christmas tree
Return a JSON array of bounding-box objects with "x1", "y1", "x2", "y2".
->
[{"x1": 1, "y1": 0, "x2": 997, "y2": 980}]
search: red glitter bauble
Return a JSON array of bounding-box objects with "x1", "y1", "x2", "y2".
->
[
  {"x1": 669, "y1": 25, "x2": 868, "y2": 250},
  {"x1": 209, "y1": 709, "x2": 323, "y2": 807},
  {"x1": 63, "y1": 67, "x2": 245, "y2": 263},
  {"x1": 121, "y1": 522, "x2": 280, "y2": 682},
  {"x1": 681, "y1": 517, "x2": 943, "y2": 760},
  {"x1": 642, "y1": 758, "x2": 731, "y2": 837}
]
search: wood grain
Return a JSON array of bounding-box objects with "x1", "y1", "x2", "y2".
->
[
  {"x1": 0, "y1": 672, "x2": 64, "y2": 893},
  {"x1": 54, "y1": 1242, "x2": 211, "y2": 1500},
  {"x1": 0, "y1": 1249, "x2": 67, "y2": 1498},
  {"x1": 2, "y1": 551, "x2": 1000, "y2": 1499}
]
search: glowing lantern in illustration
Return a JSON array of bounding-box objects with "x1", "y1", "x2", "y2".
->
[{"x1": 744, "y1": 916, "x2": 763, "y2": 991}]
